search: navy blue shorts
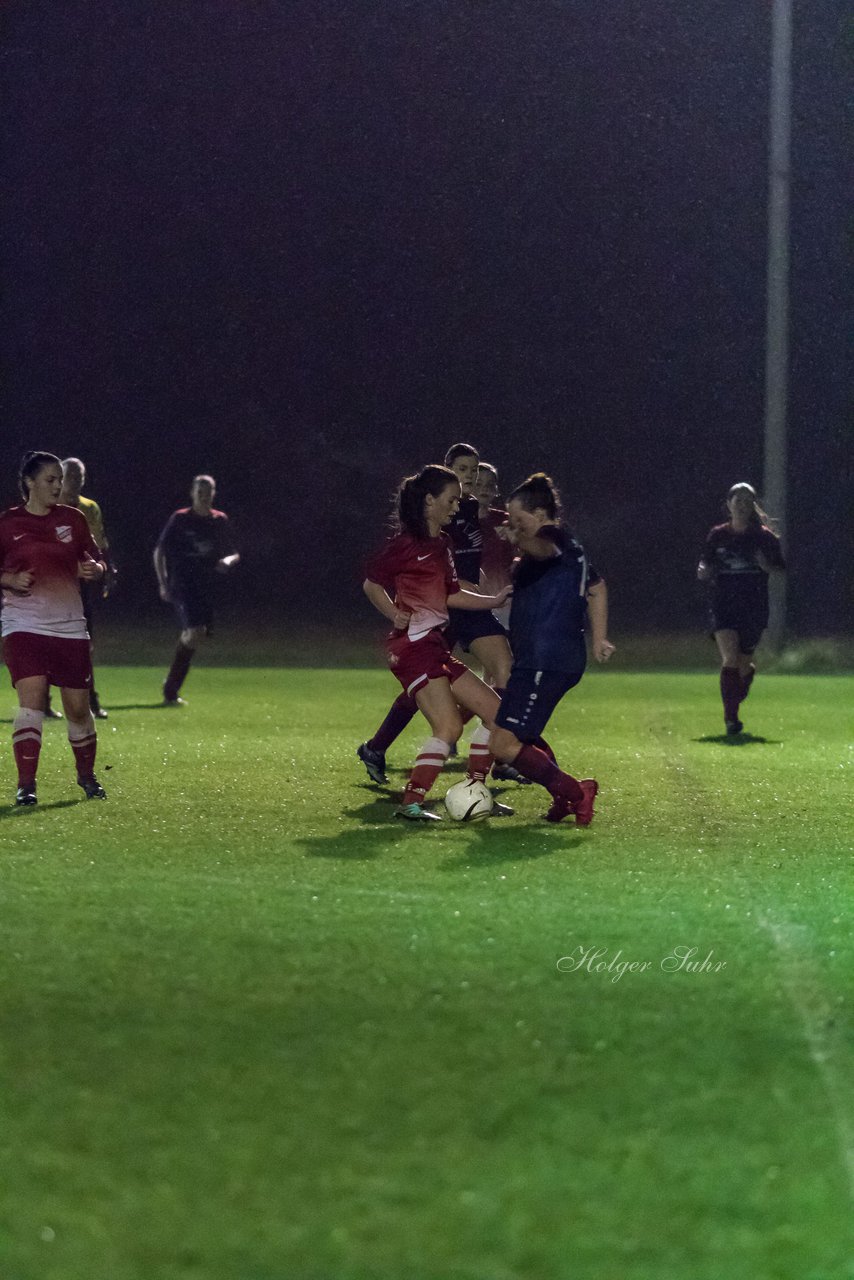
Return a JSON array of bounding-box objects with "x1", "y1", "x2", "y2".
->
[
  {"x1": 446, "y1": 607, "x2": 507, "y2": 653},
  {"x1": 495, "y1": 668, "x2": 582, "y2": 741}
]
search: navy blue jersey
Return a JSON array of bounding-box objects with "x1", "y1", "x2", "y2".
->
[
  {"x1": 446, "y1": 495, "x2": 482, "y2": 584},
  {"x1": 157, "y1": 507, "x2": 236, "y2": 589},
  {"x1": 509, "y1": 527, "x2": 600, "y2": 673}
]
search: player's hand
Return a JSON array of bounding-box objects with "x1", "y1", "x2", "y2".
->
[
  {"x1": 493, "y1": 585, "x2": 513, "y2": 607},
  {"x1": 78, "y1": 557, "x2": 104, "y2": 581},
  {"x1": 4, "y1": 569, "x2": 33, "y2": 595},
  {"x1": 496, "y1": 523, "x2": 517, "y2": 543},
  {"x1": 392, "y1": 607, "x2": 411, "y2": 630},
  {"x1": 593, "y1": 639, "x2": 616, "y2": 663}
]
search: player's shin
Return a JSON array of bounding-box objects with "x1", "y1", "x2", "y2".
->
[
  {"x1": 466, "y1": 724, "x2": 493, "y2": 782},
  {"x1": 12, "y1": 708, "x2": 44, "y2": 787},
  {"x1": 514, "y1": 743, "x2": 583, "y2": 803},
  {"x1": 67, "y1": 714, "x2": 97, "y2": 781},
  {"x1": 402, "y1": 737, "x2": 451, "y2": 806},
  {"x1": 164, "y1": 642, "x2": 195, "y2": 701}
]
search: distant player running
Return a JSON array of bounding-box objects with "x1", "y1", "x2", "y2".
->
[
  {"x1": 154, "y1": 474, "x2": 240, "y2": 705},
  {"x1": 357, "y1": 442, "x2": 514, "y2": 785},
  {"x1": 60, "y1": 456, "x2": 116, "y2": 719},
  {"x1": 0, "y1": 451, "x2": 108, "y2": 805},
  {"x1": 490, "y1": 473, "x2": 615, "y2": 825},
  {"x1": 363, "y1": 465, "x2": 512, "y2": 821},
  {"x1": 697, "y1": 482, "x2": 785, "y2": 735}
]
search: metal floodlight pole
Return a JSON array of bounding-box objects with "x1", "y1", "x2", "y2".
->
[{"x1": 764, "y1": 0, "x2": 793, "y2": 651}]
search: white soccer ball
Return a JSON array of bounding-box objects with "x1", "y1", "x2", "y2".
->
[{"x1": 444, "y1": 779, "x2": 494, "y2": 821}]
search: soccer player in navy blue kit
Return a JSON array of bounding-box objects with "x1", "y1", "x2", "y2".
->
[
  {"x1": 697, "y1": 482, "x2": 785, "y2": 734},
  {"x1": 490, "y1": 473, "x2": 615, "y2": 824},
  {"x1": 154, "y1": 475, "x2": 240, "y2": 705}
]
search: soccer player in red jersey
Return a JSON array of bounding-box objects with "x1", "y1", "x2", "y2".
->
[
  {"x1": 0, "y1": 452, "x2": 108, "y2": 805},
  {"x1": 357, "y1": 442, "x2": 514, "y2": 785},
  {"x1": 153, "y1": 475, "x2": 240, "y2": 705},
  {"x1": 697, "y1": 482, "x2": 785, "y2": 735},
  {"x1": 363, "y1": 465, "x2": 512, "y2": 821}
]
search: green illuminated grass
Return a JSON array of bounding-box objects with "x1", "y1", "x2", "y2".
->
[{"x1": 1, "y1": 668, "x2": 852, "y2": 1280}]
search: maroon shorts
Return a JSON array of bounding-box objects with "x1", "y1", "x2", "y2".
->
[
  {"x1": 386, "y1": 628, "x2": 468, "y2": 696},
  {"x1": 3, "y1": 632, "x2": 93, "y2": 690}
]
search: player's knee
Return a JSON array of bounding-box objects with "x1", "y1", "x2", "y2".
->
[
  {"x1": 181, "y1": 627, "x2": 206, "y2": 648},
  {"x1": 438, "y1": 713, "x2": 463, "y2": 745},
  {"x1": 490, "y1": 727, "x2": 518, "y2": 763}
]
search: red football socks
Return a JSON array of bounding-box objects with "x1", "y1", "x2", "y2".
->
[
  {"x1": 513, "y1": 743, "x2": 583, "y2": 803},
  {"x1": 402, "y1": 736, "x2": 450, "y2": 805},
  {"x1": 720, "y1": 666, "x2": 741, "y2": 721},
  {"x1": 466, "y1": 724, "x2": 493, "y2": 782},
  {"x1": 12, "y1": 708, "x2": 44, "y2": 787},
  {"x1": 67, "y1": 715, "x2": 97, "y2": 781}
]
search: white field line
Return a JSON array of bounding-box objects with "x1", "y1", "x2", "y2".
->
[{"x1": 758, "y1": 914, "x2": 854, "y2": 1204}]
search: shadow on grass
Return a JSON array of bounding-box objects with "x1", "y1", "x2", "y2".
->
[
  {"x1": 440, "y1": 819, "x2": 585, "y2": 870},
  {"x1": 103, "y1": 702, "x2": 176, "y2": 711},
  {"x1": 0, "y1": 799, "x2": 79, "y2": 819},
  {"x1": 692, "y1": 733, "x2": 780, "y2": 746}
]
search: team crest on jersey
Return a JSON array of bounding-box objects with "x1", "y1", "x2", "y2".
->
[{"x1": 55, "y1": 525, "x2": 73, "y2": 543}]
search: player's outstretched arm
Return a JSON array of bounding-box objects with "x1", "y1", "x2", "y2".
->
[
  {"x1": 447, "y1": 585, "x2": 512, "y2": 611},
  {"x1": 587, "y1": 580, "x2": 615, "y2": 663}
]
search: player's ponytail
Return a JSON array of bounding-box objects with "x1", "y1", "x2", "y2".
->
[
  {"x1": 18, "y1": 451, "x2": 61, "y2": 499},
  {"x1": 509, "y1": 472, "x2": 562, "y2": 523},
  {"x1": 397, "y1": 464, "x2": 458, "y2": 538}
]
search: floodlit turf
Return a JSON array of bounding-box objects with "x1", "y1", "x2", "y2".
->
[{"x1": 1, "y1": 667, "x2": 852, "y2": 1280}]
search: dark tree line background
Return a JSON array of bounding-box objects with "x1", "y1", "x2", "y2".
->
[{"x1": 2, "y1": 1, "x2": 850, "y2": 635}]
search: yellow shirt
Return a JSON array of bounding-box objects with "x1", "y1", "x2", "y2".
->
[{"x1": 75, "y1": 496, "x2": 108, "y2": 551}]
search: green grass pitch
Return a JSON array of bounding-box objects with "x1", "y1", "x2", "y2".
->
[{"x1": 1, "y1": 667, "x2": 852, "y2": 1280}]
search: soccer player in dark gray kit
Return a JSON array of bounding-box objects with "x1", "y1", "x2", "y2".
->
[{"x1": 154, "y1": 475, "x2": 240, "y2": 705}]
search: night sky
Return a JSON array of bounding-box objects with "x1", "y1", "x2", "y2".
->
[{"x1": 2, "y1": 1, "x2": 850, "y2": 633}]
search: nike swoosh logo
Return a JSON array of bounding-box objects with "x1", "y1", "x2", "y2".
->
[
  {"x1": 13, "y1": 534, "x2": 25, "y2": 541},
  {"x1": 417, "y1": 554, "x2": 431, "y2": 561}
]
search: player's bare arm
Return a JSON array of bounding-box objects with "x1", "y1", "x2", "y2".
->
[
  {"x1": 363, "y1": 579, "x2": 410, "y2": 629},
  {"x1": 586, "y1": 581, "x2": 615, "y2": 663},
  {"x1": 153, "y1": 546, "x2": 171, "y2": 601},
  {"x1": 447, "y1": 585, "x2": 512, "y2": 611}
]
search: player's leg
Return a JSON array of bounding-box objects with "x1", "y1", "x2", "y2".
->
[
  {"x1": 468, "y1": 632, "x2": 512, "y2": 691},
  {"x1": 82, "y1": 582, "x2": 108, "y2": 719},
  {"x1": 714, "y1": 629, "x2": 743, "y2": 733},
  {"x1": 490, "y1": 670, "x2": 596, "y2": 825},
  {"x1": 468, "y1": 631, "x2": 532, "y2": 784},
  {"x1": 357, "y1": 691, "x2": 418, "y2": 784},
  {"x1": 163, "y1": 616, "x2": 208, "y2": 705},
  {"x1": 395, "y1": 678, "x2": 462, "y2": 820},
  {"x1": 58, "y1": 639, "x2": 106, "y2": 798},
  {"x1": 11, "y1": 674, "x2": 47, "y2": 805}
]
